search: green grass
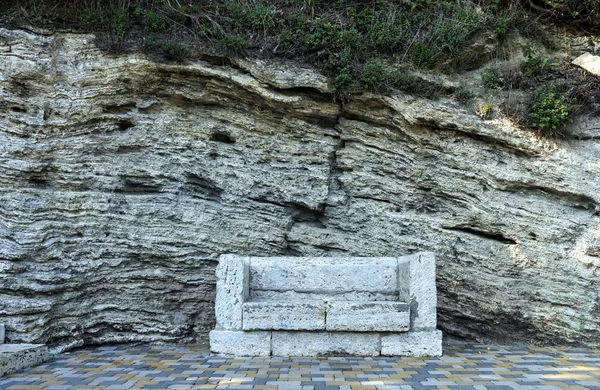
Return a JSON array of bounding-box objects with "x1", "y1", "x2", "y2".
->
[{"x1": 10, "y1": 0, "x2": 597, "y2": 103}]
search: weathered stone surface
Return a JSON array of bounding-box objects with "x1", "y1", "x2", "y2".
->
[
  {"x1": 242, "y1": 301, "x2": 326, "y2": 330},
  {"x1": 326, "y1": 302, "x2": 410, "y2": 332},
  {"x1": 2, "y1": 27, "x2": 600, "y2": 350},
  {"x1": 249, "y1": 257, "x2": 398, "y2": 293},
  {"x1": 209, "y1": 330, "x2": 271, "y2": 356},
  {"x1": 215, "y1": 255, "x2": 249, "y2": 330},
  {"x1": 0, "y1": 325, "x2": 4, "y2": 344},
  {"x1": 573, "y1": 52, "x2": 600, "y2": 77},
  {"x1": 380, "y1": 331, "x2": 443, "y2": 357},
  {"x1": 271, "y1": 332, "x2": 380, "y2": 356},
  {"x1": 0, "y1": 344, "x2": 49, "y2": 377},
  {"x1": 398, "y1": 253, "x2": 437, "y2": 331},
  {"x1": 250, "y1": 290, "x2": 397, "y2": 302}
]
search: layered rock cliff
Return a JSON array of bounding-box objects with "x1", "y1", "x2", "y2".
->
[{"x1": 1, "y1": 28, "x2": 600, "y2": 352}]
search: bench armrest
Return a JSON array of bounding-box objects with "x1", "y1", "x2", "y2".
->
[
  {"x1": 397, "y1": 252, "x2": 437, "y2": 331},
  {"x1": 215, "y1": 254, "x2": 250, "y2": 330}
]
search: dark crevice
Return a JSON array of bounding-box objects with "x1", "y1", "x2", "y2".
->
[
  {"x1": 498, "y1": 182, "x2": 598, "y2": 212},
  {"x1": 210, "y1": 132, "x2": 235, "y2": 144},
  {"x1": 354, "y1": 195, "x2": 394, "y2": 205},
  {"x1": 26, "y1": 175, "x2": 51, "y2": 188},
  {"x1": 587, "y1": 246, "x2": 600, "y2": 257},
  {"x1": 278, "y1": 85, "x2": 333, "y2": 99},
  {"x1": 201, "y1": 55, "x2": 333, "y2": 100},
  {"x1": 249, "y1": 197, "x2": 324, "y2": 216},
  {"x1": 115, "y1": 145, "x2": 145, "y2": 154},
  {"x1": 443, "y1": 226, "x2": 517, "y2": 245},
  {"x1": 289, "y1": 204, "x2": 325, "y2": 227},
  {"x1": 529, "y1": 186, "x2": 597, "y2": 211},
  {"x1": 168, "y1": 93, "x2": 194, "y2": 106},
  {"x1": 314, "y1": 243, "x2": 349, "y2": 252},
  {"x1": 153, "y1": 68, "x2": 339, "y2": 127},
  {"x1": 198, "y1": 53, "x2": 238, "y2": 69},
  {"x1": 569, "y1": 134, "x2": 600, "y2": 141},
  {"x1": 116, "y1": 120, "x2": 134, "y2": 131},
  {"x1": 415, "y1": 118, "x2": 540, "y2": 158},
  {"x1": 115, "y1": 176, "x2": 162, "y2": 194},
  {"x1": 11, "y1": 106, "x2": 27, "y2": 113},
  {"x1": 102, "y1": 102, "x2": 136, "y2": 114},
  {"x1": 183, "y1": 173, "x2": 223, "y2": 201}
]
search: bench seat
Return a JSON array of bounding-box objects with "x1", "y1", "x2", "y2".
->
[{"x1": 242, "y1": 300, "x2": 410, "y2": 332}]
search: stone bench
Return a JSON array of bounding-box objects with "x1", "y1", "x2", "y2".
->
[{"x1": 209, "y1": 253, "x2": 442, "y2": 357}]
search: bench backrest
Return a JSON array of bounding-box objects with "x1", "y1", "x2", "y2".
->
[{"x1": 249, "y1": 257, "x2": 400, "y2": 301}]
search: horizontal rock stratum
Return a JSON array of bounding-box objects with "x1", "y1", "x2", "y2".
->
[{"x1": 1, "y1": 28, "x2": 600, "y2": 352}]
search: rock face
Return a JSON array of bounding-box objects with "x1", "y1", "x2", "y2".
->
[{"x1": 1, "y1": 28, "x2": 600, "y2": 351}]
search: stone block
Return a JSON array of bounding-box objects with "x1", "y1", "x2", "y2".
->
[
  {"x1": 326, "y1": 301, "x2": 409, "y2": 332},
  {"x1": 215, "y1": 254, "x2": 249, "y2": 330},
  {"x1": 243, "y1": 301, "x2": 326, "y2": 330},
  {"x1": 0, "y1": 324, "x2": 4, "y2": 344},
  {"x1": 0, "y1": 344, "x2": 49, "y2": 377},
  {"x1": 209, "y1": 330, "x2": 271, "y2": 356},
  {"x1": 249, "y1": 257, "x2": 398, "y2": 294},
  {"x1": 271, "y1": 331, "x2": 380, "y2": 356},
  {"x1": 250, "y1": 290, "x2": 397, "y2": 302},
  {"x1": 398, "y1": 252, "x2": 437, "y2": 331},
  {"x1": 380, "y1": 330, "x2": 443, "y2": 357}
]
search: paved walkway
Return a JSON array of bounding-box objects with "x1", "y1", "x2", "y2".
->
[{"x1": 1, "y1": 341, "x2": 600, "y2": 389}]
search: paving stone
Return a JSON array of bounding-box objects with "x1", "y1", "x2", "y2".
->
[{"x1": 2, "y1": 342, "x2": 600, "y2": 389}]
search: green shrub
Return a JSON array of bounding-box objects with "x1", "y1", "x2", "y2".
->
[
  {"x1": 481, "y1": 68, "x2": 503, "y2": 89},
  {"x1": 495, "y1": 17, "x2": 510, "y2": 39},
  {"x1": 365, "y1": 9, "x2": 405, "y2": 51},
  {"x1": 134, "y1": 8, "x2": 171, "y2": 33},
  {"x1": 412, "y1": 43, "x2": 437, "y2": 68},
  {"x1": 456, "y1": 88, "x2": 474, "y2": 103},
  {"x1": 522, "y1": 44, "x2": 548, "y2": 77},
  {"x1": 337, "y1": 29, "x2": 362, "y2": 50},
  {"x1": 227, "y1": 2, "x2": 275, "y2": 34},
  {"x1": 529, "y1": 85, "x2": 572, "y2": 136},
  {"x1": 334, "y1": 67, "x2": 354, "y2": 99},
  {"x1": 109, "y1": 8, "x2": 129, "y2": 46},
  {"x1": 326, "y1": 47, "x2": 353, "y2": 72},
  {"x1": 433, "y1": 8, "x2": 480, "y2": 55},
  {"x1": 362, "y1": 59, "x2": 386, "y2": 91},
  {"x1": 219, "y1": 34, "x2": 247, "y2": 52},
  {"x1": 387, "y1": 72, "x2": 419, "y2": 93},
  {"x1": 302, "y1": 18, "x2": 340, "y2": 50},
  {"x1": 162, "y1": 42, "x2": 186, "y2": 61}
]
